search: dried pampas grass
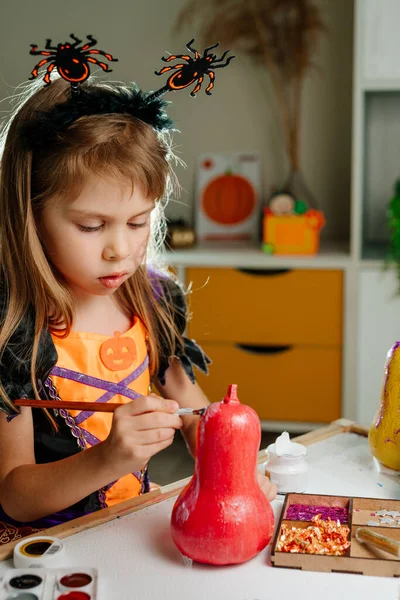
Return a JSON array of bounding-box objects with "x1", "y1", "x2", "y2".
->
[{"x1": 174, "y1": 0, "x2": 325, "y2": 171}]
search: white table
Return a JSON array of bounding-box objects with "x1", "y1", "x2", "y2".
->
[{"x1": 1, "y1": 428, "x2": 400, "y2": 600}]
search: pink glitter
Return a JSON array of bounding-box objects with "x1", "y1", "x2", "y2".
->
[{"x1": 286, "y1": 504, "x2": 348, "y2": 523}]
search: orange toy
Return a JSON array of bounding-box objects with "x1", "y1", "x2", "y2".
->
[{"x1": 263, "y1": 208, "x2": 326, "y2": 255}]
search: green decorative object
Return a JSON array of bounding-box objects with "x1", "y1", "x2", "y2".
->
[
  {"x1": 294, "y1": 199, "x2": 307, "y2": 215},
  {"x1": 262, "y1": 243, "x2": 275, "y2": 255},
  {"x1": 386, "y1": 178, "x2": 400, "y2": 288}
]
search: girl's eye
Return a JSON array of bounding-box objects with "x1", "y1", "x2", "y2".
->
[
  {"x1": 77, "y1": 221, "x2": 148, "y2": 232},
  {"x1": 78, "y1": 224, "x2": 103, "y2": 232},
  {"x1": 128, "y1": 222, "x2": 148, "y2": 229}
]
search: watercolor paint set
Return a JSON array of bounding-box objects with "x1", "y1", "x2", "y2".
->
[
  {"x1": 271, "y1": 493, "x2": 400, "y2": 577},
  {"x1": 0, "y1": 568, "x2": 97, "y2": 600}
]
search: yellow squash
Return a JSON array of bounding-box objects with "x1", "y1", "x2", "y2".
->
[{"x1": 369, "y1": 342, "x2": 400, "y2": 471}]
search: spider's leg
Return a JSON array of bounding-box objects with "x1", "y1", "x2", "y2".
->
[
  {"x1": 80, "y1": 34, "x2": 98, "y2": 50},
  {"x1": 211, "y1": 55, "x2": 235, "y2": 69},
  {"x1": 203, "y1": 42, "x2": 220, "y2": 55},
  {"x1": 186, "y1": 39, "x2": 199, "y2": 59},
  {"x1": 84, "y1": 49, "x2": 118, "y2": 62},
  {"x1": 69, "y1": 34, "x2": 83, "y2": 47},
  {"x1": 162, "y1": 54, "x2": 191, "y2": 63},
  {"x1": 29, "y1": 57, "x2": 54, "y2": 80},
  {"x1": 43, "y1": 63, "x2": 56, "y2": 86},
  {"x1": 44, "y1": 39, "x2": 58, "y2": 50},
  {"x1": 30, "y1": 45, "x2": 53, "y2": 57},
  {"x1": 154, "y1": 64, "x2": 185, "y2": 76},
  {"x1": 205, "y1": 71, "x2": 215, "y2": 95},
  {"x1": 212, "y1": 50, "x2": 230, "y2": 64},
  {"x1": 190, "y1": 76, "x2": 203, "y2": 97},
  {"x1": 86, "y1": 57, "x2": 113, "y2": 72}
]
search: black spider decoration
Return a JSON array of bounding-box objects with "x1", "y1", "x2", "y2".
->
[
  {"x1": 29, "y1": 34, "x2": 118, "y2": 88},
  {"x1": 152, "y1": 39, "x2": 234, "y2": 98}
]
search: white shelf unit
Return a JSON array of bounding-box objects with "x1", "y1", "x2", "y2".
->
[
  {"x1": 352, "y1": 0, "x2": 400, "y2": 261},
  {"x1": 164, "y1": 0, "x2": 400, "y2": 429},
  {"x1": 166, "y1": 241, "x2": 351, "y2": 270},
  {"x1": 352, "y1": 0, "x2": 400, "y2": 425}
]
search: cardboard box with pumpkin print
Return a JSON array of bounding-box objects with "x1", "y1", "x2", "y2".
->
[{"x1": 195, "y1": 153, "x2": 261, "y2": 242}]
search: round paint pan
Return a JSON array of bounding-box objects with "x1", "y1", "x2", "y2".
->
[
  {"x1": 58, "y1": 592, "x2": 91, "y2": 600},
  {"x1": 13, "y1": 536, "x2": 65, "y2": 568},
  {"x1": 8, "y1": 574, "x2": 42, "y2": 590},
  {"x1": 58, "y1": 572, "x2": 93, "y2": 593},
  {"x1": 7, "y1": 573, "x2": 43, "y2": 598}
]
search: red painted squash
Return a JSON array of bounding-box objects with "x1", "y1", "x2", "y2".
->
[
  {"x1": 170, "y1": 384, "x2": 274, "y2": 565},
  {"x1": 202, "y1": 173, "x2": 256, "y2": 225}
]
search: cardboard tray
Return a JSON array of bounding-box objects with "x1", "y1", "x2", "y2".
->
[{"x1": 271, "y1": 491, "x2": 400, "y2": 577}]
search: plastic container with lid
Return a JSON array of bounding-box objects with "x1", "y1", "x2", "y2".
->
[{"x1": 263, "y1": 431, "x2": 308, "y2": 493}]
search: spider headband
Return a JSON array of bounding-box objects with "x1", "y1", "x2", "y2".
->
[{"x1": 22, "y1": 34, "x2": 235, "y2": 151}]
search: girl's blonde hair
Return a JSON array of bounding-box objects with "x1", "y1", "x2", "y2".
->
[{"x1": 0, "y1": 77, "x2": 182, "y2": 417}]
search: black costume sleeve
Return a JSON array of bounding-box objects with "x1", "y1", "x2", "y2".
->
[
  {"x1": 152, "y1": 274, "x2": 211, "y2": 385},
  {"x1": 0, "y1": 291, "x2": 58, "y2": 416}
]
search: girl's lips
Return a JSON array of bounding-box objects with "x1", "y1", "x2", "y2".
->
[{"x1": 98, "y1": 273, "x2": 127, "y2": 289}]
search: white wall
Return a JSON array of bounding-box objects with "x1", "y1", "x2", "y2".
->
[{"x1": 0, "y1": 0, "x2": 353, "y2": 241}]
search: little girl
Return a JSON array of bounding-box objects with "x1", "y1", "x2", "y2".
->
[{"x1": 0, "y1": 36, "x2": 276, "y2": 537}]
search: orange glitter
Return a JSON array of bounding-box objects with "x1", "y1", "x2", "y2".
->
[{"x1": 276, "y1": 515, "x2": 351, "y2": 556}]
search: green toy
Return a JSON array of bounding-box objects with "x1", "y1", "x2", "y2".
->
[
  {"x1": 294, "y1": 199, "x2": 307, "y2": 215},
  {"x1": 386, "y1": 178, "x2": 400, "y2": 290}
]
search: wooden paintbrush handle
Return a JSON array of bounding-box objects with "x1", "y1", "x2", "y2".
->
[
  {"x1": 14, "y1": 399, "x2": 206, "y2": 415},
  {"x1": 14, "y1": 399, "x2": 120, "y2": 413},
  {"x1": 356, "y1": 527, "x2": 400, "y2": 557}
]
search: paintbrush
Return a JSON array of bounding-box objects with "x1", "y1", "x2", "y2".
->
[
  {"x1": 14, "y1": 399, "x2": 207, "y2": 416},
  {"x1": 355, "y1": 527, "x2": 400, "y2": 558},
  {"x1": 175, "y1": 407, "x2": 207, "y2": 416}
]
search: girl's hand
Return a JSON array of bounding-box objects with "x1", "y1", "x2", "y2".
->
[
  {"x1": 101, "y1": 395, "x2": 182, "y2": 476},
  {"x1": 256, "y1": 469, "x2": 278, "y2": 502}
]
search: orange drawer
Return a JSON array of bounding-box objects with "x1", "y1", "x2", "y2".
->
[
  {"x1": 196, "y1": 343, "x2": 341, "y2": 423},
  {"x1": 187, "y1": 268, "x2": 343, "y2": 345}
]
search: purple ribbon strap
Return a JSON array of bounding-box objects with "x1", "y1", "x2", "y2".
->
[{"x1": 51, "y1": 355, "x2": 149, "y2": 425}]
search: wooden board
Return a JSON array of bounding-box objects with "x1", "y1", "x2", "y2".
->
[
  {"x1": 0, "y1": 418, "x2": 368, "y2": 562},
  {"x1": 271, "y1": 491, "x2": 400, "y2": 577}
]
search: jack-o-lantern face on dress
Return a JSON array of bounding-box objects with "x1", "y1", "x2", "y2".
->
[{"x1": 100, "y1": 331, "x2": 137, "y2": 371}]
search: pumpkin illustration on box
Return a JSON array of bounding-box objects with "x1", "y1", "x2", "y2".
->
[
  {"x1": 195, "y1": 153, "x2": 261, "y2": 242},
  {"x1": 263, "y1": 191, "x2": 326, "y2": 255}
]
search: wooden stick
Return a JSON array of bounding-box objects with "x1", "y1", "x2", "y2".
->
[
  {"x1": 290, "y1": 422, "x2": 347, "y2": 446},
  {"x1": 14, "y1": 399, "x2": 206, "y2": 416},
  {"x1": 15, "y1": 399, "x2": 122, "y2": 413},
  {"x1": 356, "y1": 527, "x2": 400, "y2": 558}
]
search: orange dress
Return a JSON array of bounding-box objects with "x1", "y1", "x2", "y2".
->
[{"x1": 50, "y1": 316, "x2": 150, "y2": 507}]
